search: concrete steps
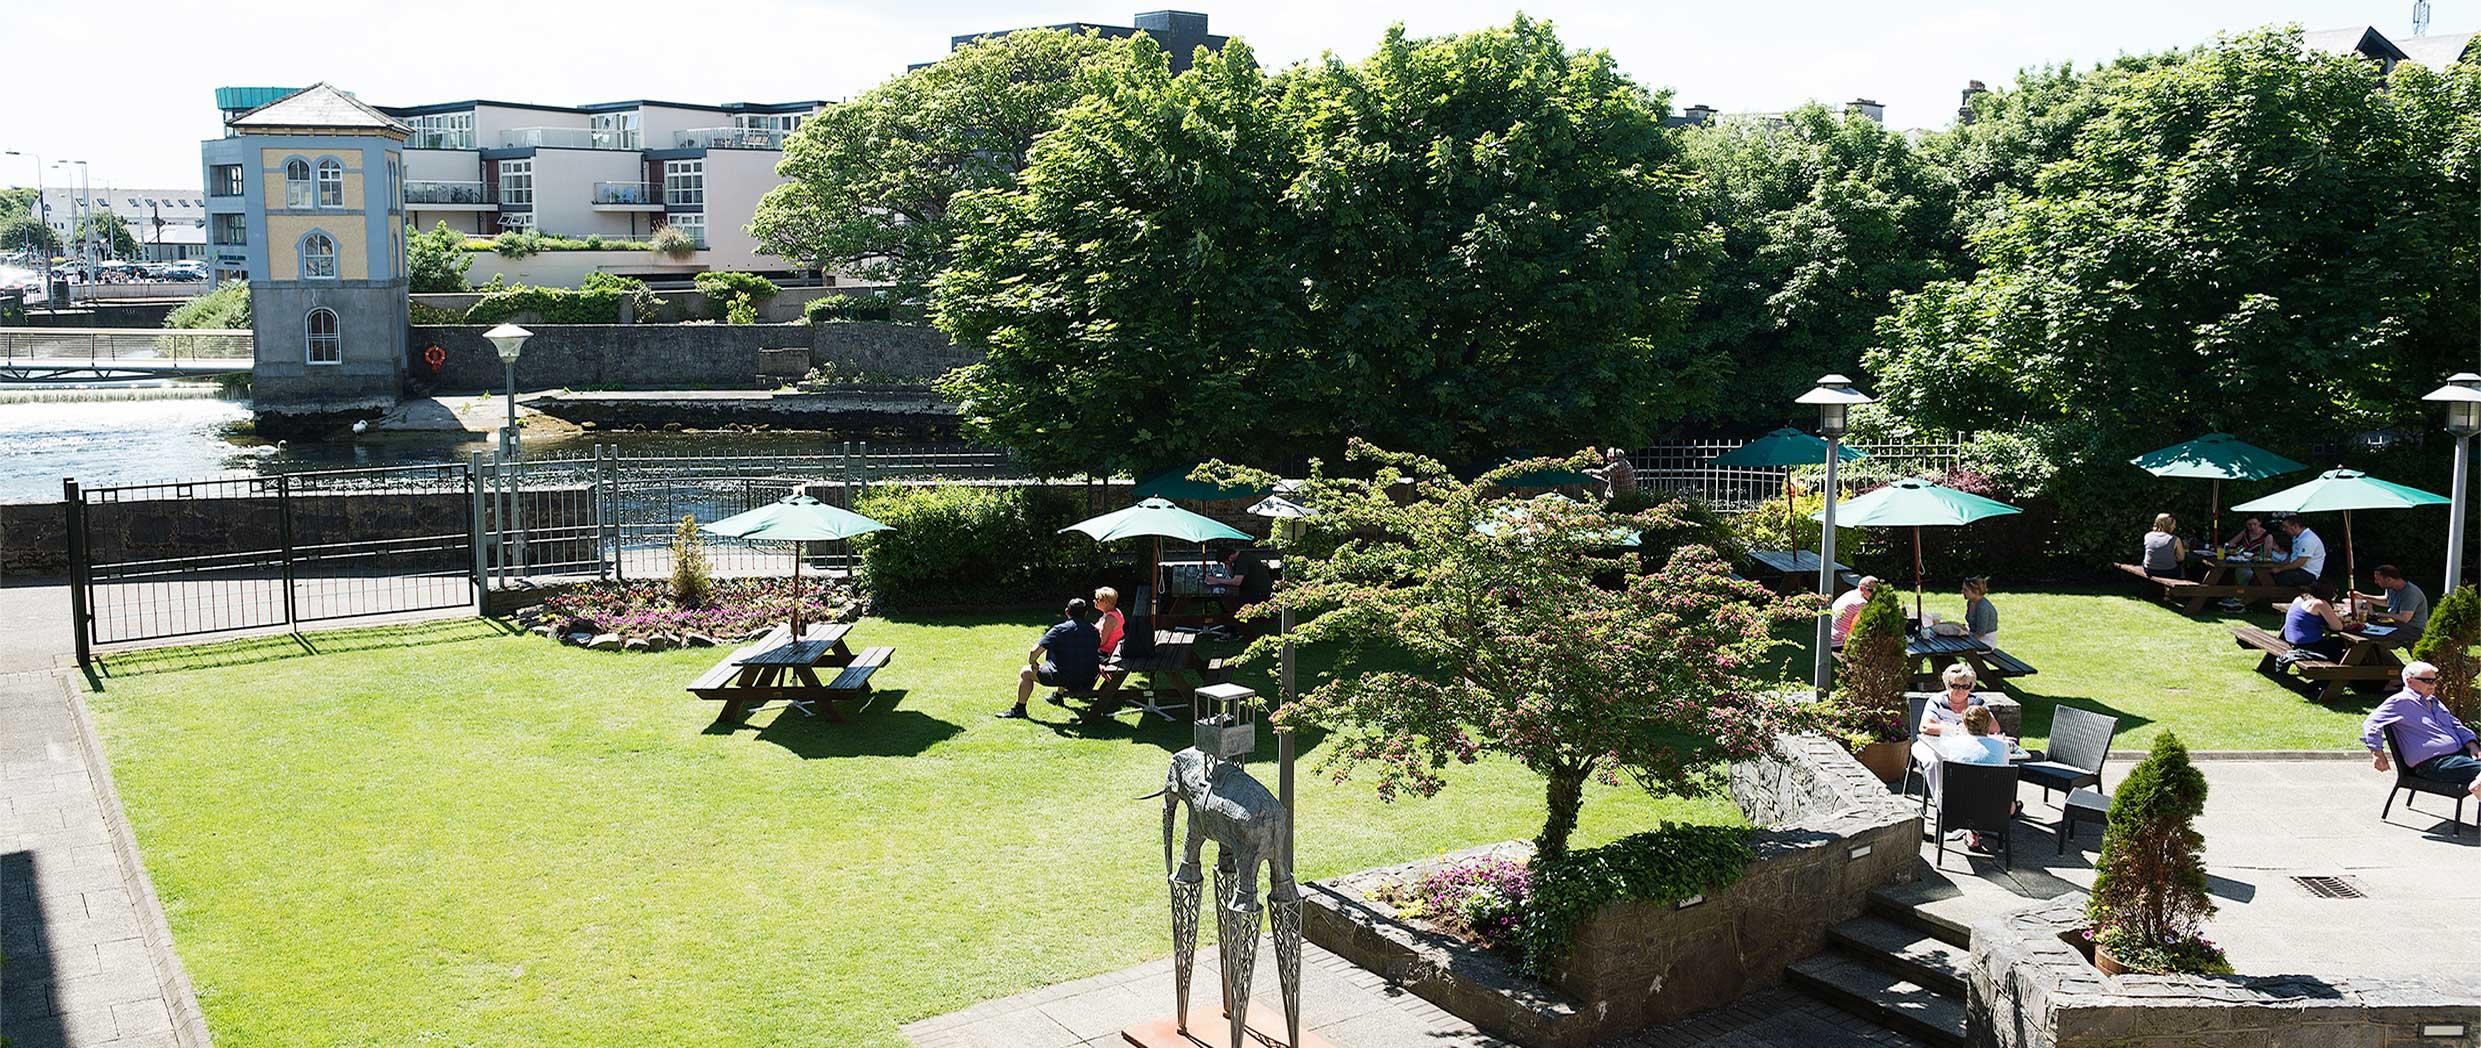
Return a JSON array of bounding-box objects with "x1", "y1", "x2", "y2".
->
[
  {"x1": 1827, "y1": 915, "x2": 1970, "y2": 996},
  {"x1": 1785, "y1": 897, "x2": 1972, "y2": 1047}
]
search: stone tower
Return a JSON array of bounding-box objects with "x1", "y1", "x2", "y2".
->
[{"x1": 200, "y1": 82, "x2": 409, "y2": 427}]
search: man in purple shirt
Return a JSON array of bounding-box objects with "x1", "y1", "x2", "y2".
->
[{"x1": 2364, "y1": 660, "x2": 2481, "y2": 801}]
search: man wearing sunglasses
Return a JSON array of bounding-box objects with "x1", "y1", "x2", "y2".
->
[{"x1": 2364, "y1": 661, "x2": 2481, "y2": 801}]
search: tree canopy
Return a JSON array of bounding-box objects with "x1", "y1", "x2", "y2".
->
[
  {"x1": 405, "y1": 222, "x2": 473, "y2": 293},
  {"x1": 936, "y1": 18, "x2": 1718, "y2": 474},
  {"x1": 750, "y1": 28, "x2": 1136, "y2": 298},
  {"x1": 76, "y1": 212, "x2": 138, "y2": 259}
]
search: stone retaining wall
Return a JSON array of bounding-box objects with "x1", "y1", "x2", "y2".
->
[
  {"x1": 1969, "y1": 900, "x2": 2481, "y2": 1048},
  {"x1": 1303, "y1": 734, "x2": 1922, "y2": 1048},
  {"x1": 408, "y1": 322, "x2": 973, "y2": 394}
]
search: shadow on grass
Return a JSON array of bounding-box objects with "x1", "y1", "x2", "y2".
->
[
  {"x1": 2003, "y1": 689, "x2": 2157, "y2": 746},
  {"x1": 702, "y1": 690, "x2": 967, "y2": 758},
  {"x1": 86, "y1": 617, "x2": 518, "y2": 689}
]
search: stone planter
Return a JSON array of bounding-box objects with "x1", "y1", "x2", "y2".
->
[{"x1": 1855, "y1": 738, "x2": 1910, "y2": 783}]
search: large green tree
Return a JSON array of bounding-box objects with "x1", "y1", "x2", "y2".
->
[
  {"x1": 1676, "y1": 106, "x2": 1959, "y2": 422},
  {"x1": 936, "y1": 18, "x2": 1718, "y2": 473},
  {"x1": 76, "y1": 211, "x2": 139, "y2": 259},
  {"x1": 1866, "y1": 28, "x2": 2481, "y2": 560},
  {"x1": 405, "y1": 221, "x2": 474, "y2": 293},
  {"x1": 750, "y1": 28, "x2": 1134, "y2": 297},
  {"x1": 0, "y1": 213, "x2": 57, "y2": 254}
]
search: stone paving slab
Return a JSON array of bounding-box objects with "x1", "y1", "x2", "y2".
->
[{"x1": 0, "y1": 670, "x2": 208, "y2": 1048}]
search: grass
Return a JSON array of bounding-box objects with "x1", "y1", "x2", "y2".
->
[{"x1": 85, "y1": 613, "x2": 1734, "y2": 1048}]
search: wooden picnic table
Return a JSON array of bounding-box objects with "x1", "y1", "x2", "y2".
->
[
  {"x1": 687, "y1": 622, "x2": 895, "y2": 726},
  {"x1": 1906, "y1": 633, "x2": 2039, "y2": 685},
  {"x1": 1085, "y1": 630, "x2": 1201, "y2": 722},
  {"x1": 2117, "y1": 556, "x2": 2297, "y2": 615},
  {"x1": 1746, "y1": 549, "x2": 1854, "y2": 594},
  {"x1": 2230, "y1": 621, "x2": 2401, "y2": 700}
]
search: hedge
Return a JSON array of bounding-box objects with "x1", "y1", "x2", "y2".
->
[
  {"x1": 463, "y1": 272, "x2": 659, "y2": 324},
  {"x1": 850, "y1": 484, "x2": 1116, "y2": 610}
]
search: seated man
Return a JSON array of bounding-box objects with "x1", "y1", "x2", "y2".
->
[
  {"x1": 2269, "y1": 517, "x2": 2327, "y2": 589},
  {"x1": 2364, "y1": 660, "x2": 2481, "y2": 803},
  {"x1": 997, "y1": 599, "x2": 1102, "y2": 720},
  {"x1": 2353, "y1": 564, "x2": 2428, "y2": 649},
  {"x1": 1829, "y1": 576, "x2": 1880, "y2": 647}
]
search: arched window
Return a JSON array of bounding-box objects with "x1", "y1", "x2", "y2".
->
[
  {"x1": 305, "y1": 309, "x2": 341, "y2": 365},
  {"x1": 316, "y1": 158, "x2": 344, "y2": 207},
  {"x1": 284, "y1": 159, "x2": 312, "y2": 208},
  {"x1": 300, "y1": 232, "x2": 337, "y2": 279}
]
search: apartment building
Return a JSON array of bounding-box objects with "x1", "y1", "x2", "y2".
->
[
  {"x1": 212, "y1": 87, "x2": 824, "y2": 282},
  {"x1": 940, "y1": 9, "x2": 1227, "y2": 71}
]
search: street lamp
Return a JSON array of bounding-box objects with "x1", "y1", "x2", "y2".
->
[
  {"x1": 2, "y1": 152, "x2": 49, "y2": 309},
  {"x1": 484, "y1": 323, "x2": 532, "y2": 578},
  {"x1": 1796, "y1": 373, "x2": 1874, "y2": 696},
  {"x1": 2423, "y1": 372, "x2": 2481, "y2": 594}
]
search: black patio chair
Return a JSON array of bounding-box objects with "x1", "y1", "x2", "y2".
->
[
  {"x1": 2021, "y1": 705, "x2": 2116, "y2": 807},
  {"x1": 1898, "y1": 695, "x2": 1934, "y2": 808},
  {"x1": 1935, "y1": 761, "x2": 2021, "y2": 870},
  {"x1": 2382, "y1": 725, "x2": 2473, "y2": 839}
]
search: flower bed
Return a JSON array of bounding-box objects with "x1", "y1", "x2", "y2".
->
[
  {"x1": 1370, "y1": 854, "x2": 1534, "y2": 956},
  {"x1": 517, "y1": 578, "x2": 859, "y2": 650}
]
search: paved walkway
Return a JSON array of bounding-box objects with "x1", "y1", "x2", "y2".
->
[{"x1": 0, "y1": 669, "x2": 206, "y2": 1048}]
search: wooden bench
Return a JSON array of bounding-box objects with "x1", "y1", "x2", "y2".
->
[
  {"x1": 824, "y1": 646, "x2": 895, "y2": 697},
  {"x1": 1981, "y1": 648, "x2": 2039, "y2": 678},
  {"x1": 2118, "y1": 561, "x2": 2206, "y2": 602},
  {"x1": 688, "y1": 623, "x2": 884, "y2": 725},
  {"x1": 2231, "y1": 626, "x2": 2394, "y2": 700}
]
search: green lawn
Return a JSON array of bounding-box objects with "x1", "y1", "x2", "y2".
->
[{"x1": 86, "y1": 614, "x2": 1733, "y2": 1048}]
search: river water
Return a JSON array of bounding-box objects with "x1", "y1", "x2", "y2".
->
[{"x1": 0, "y1": 392, "x2": 882, "y2": 504}]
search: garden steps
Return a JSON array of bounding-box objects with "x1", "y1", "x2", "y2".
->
[
  {"x1": 1784, "y1": 954, "x2": 1966, "y2": 1048},
  {"x1": 1783, "y1": 891, "x2": 1977, "y2": 1047},
  {"x1": 1825, "y1": 915, "x2": 1970, "y2": 996}
]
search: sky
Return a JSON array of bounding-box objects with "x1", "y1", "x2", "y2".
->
[{"x1": 0, "y1": 0, "x2": 2454, "y2": 190}]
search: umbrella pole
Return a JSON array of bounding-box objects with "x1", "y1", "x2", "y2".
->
[
  {"x1": 1785, "y1": 473, "x2": 1798, "y2": 551},
  {"x1": 791, "y1": 540, "x2": 803, "y2": 636},
  {"x1": 2345, "y1": 510, "x2": 2356, "y2": 600},
  {"x1": 1913, "y1": 525, "x2": 1925, "y2": 622},
  {"x1": 2211, "y1": 479, "x2": 2221, "y2": 554},
  {"x1": 1152, "y1": 537, "x2": 1162, "y2": 619}
]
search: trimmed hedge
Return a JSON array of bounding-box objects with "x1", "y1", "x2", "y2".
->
[
  {"x1": 851, "y1": 485, "x2": 1116, "y2": 610},
  {"x1": 804, "y1": 291, "x2": 899, "y2": 324},
  {"x1": 463, "y1": 272, "x2": 659, "y2": 324}
]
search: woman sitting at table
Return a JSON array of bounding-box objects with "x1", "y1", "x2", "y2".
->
[
  {"x1": 1093, "y1": 586, "x2": 1126, "y2": 658},
  {"x1": 2282, "y1": 581, "x2": 2355, "y2": 661},
  {"x1": 1912, "y1": 664, "x2": 2004, "y2": 795},
  {"x1": 2141, "y1": 513, "x2": 2187, "y2": 579},
  {"x1": 2223, "y1": 516, "x2": 2275, "y2": 558},
  {"x1": 1961, "y1": 576, "x2": 1998, "y2": 648}
]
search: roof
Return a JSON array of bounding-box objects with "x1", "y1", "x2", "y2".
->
[
  {"x1": 2398, "y1": 31, "x2": 2477, "y2": 67},
  {"x1": 2301, "y1": 26, "x2": 2411, "y2": 63},
  {"x1": 227, "y1": 82, "x2": 411, "y2": 136},
  {"x1": 378, "y1": 98, "x2": 824, "y2": 117}
]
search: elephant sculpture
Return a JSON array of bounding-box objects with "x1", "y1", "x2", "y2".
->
[{"x1": 1145, "y1": 744, "x2": 1302, "y2": 1048}]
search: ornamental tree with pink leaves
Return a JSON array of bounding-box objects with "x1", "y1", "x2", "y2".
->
[{"x1": 1205, "y1": 441, "x2": 1816, "y2": 860}]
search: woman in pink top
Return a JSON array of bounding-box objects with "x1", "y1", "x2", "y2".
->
[{"x1": 1093, "y1": 586, "x2": 1126, "y2": 656}]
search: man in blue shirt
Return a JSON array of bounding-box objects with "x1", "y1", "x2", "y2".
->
[
  {"x1": 998, "y1": 599, "x2": 1102, "y2": 719},
  {"x1": 2364, "y1": 660, "x2": 2481, "y2": 802}
]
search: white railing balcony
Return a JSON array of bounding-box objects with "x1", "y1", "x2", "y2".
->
[
  {"x1": 674, "y1": 126, "x2": 788, "y2": 150},
  {"x1": 499, "y1": 127, "x2": 637, "y2": 150},
  {"x1": 405, "y1": 180, "x2": 490, "y2": 205},
  {"x1": 593, "y1": 181, "x2": 657, "y2": 206},
  {"x1": 408, "y1": 130, "x2": 476, "y2": 150}
]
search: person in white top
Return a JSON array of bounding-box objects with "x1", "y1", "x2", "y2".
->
[
  {"x1": 2271, "y1": 518, "x2": 2326, "y2": 589},
  {"x1": 1829, "y1": 576, "x2": 1880, "y2": 647}
]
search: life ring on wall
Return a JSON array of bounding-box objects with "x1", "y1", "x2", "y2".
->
[{"x1": 423, "y1": 345, "x2": 447, "y2": 372}]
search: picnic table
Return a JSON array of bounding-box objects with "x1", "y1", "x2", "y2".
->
[
  {"x1": 686, "y1": 622, "x2": 895, "y2": 726},
  {"x1": 1906, "y1": 633, "x2": 2039, "y2": 685},
  {"x1": 1077, "y1": 630, "x2": 1202, "y2": 722},
  {"x1": 2115, "y1": 554, "x2": 2297, "y2": 615},
  {"x1": 1745, "y1": 549, "x2": 1856, "y2": 594},
  {"x1": 2230, "y1": 622, "x2": 2401, "y2": 700}
]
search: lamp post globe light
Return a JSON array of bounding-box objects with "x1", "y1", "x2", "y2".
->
[
  {"x1": 483, "y1": 323, "x2": 532, "y2": 578},
  {"x1": 2424, "y1": 372, "x2": 2481, "y2": 594},
  {"x1": 1795, "y1": 373, "x2": 1874, "y2": 696}
]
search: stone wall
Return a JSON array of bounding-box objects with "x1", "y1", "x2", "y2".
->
[
  {"x1": 1303, "y1": 733, "x2": 1923, "y2": 1048},
  {"x1": 1970, "y1": 900, "x2": 2481, "y2": 1048},
  {"x1": 407, "y1": 322, "x2": 972, "y2": 394}
]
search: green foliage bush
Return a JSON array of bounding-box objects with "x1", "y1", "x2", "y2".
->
[
  {"x1": 850, "y1": 485, "x2": 1115, "y2": 610},
  {"x1": 2410, "y1": 586, "x2": 2481, "y2": 722},
  {"x1": 463, "y1": 273, "x2": 658, "y2": 324},
  {"x1": 2087, "y1": 732, "x2": 2230, "y2": 974},
  {"x1": 694, "y1": 272, "x2": 782, "y2": 320},
  {"x1": 1516, "y1": 823, "x2": 1753, "y2": 975},
  {"x1": 669, "y1": 515, "x2": 712, "y2": 607},
  {"x1": 406, "y1": 222, "x2": 474, "y2": 292},
  {"x1": 804, "y1": 292, "x2": 899, "y2": 324},
  {"x1": 648, "y1": 225, "x2": 700, "y2": 260},
  {"x1": 407, "y1": 301, "x2": 464, "y2": 325},
  {"x1": 465, "y1": 233, "x2": 659, "y2": 254},
  {"x1": 166, "y1": 280, "x2": 250, "y2": 329},
  {"x1": 1837, "y1": 585, "x2": 1909, "y2": 742}
]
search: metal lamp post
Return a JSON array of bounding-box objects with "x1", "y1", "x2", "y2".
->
[
  {"x1": 1796, "y1": 373, "x2": 1873, "y2": 697},
  {"x1": 56, "y1": 161, "x2": 87, "y2": 303},
  {"x1": 2424, "y1": 372, "x2": 2481, "y2": 594},
  {"x1": 485, "y1": 323, "x2": 532, "y2": 579},
  {"x1": 3, "y1": 152, "x2": 50, "y2": 308}
]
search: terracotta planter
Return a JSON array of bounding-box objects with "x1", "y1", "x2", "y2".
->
[
  {"x1": 1854, "y1": 739, "x2": 1909, "y2": 784},
  {"x1": 2094, "y1": 942, "x2": 2130, "y2": 976}
]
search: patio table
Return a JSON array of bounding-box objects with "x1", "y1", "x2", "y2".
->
[
  {"x1": 1906, "y1": 633, "x2": 2036, "y2": 685},
  {"x1": 689, "y1": 622, "x2": 893, "y2": 725},
  {"x1": 2182, "y1": 552, "x2": 2303, "y2": 614},
  {"x1": 1090, "y1": 630, "x2": 1201, "y2": 722},
  {"x1": 1746, "y1": 549, "x2": 1851, "y2": 594}
]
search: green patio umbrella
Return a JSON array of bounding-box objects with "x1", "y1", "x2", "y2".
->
[
  {"x1": 2129, "y1": 434, "x2": 2306, "y2": 547},
  {"x1": 1709, "y1": 428, "x2": 1870, "y2": 547},
  {"x1": 1814, "y1": 477, "x2": 2022, "y2": 619},
  {"x1": 1132, "y1": 462, "x2": 1270, "y2": 503},
  {"x1": 2230, "y1": 468, "x2": 2449, "y2": 591},
  {"x1": 1062, "y1": 497, "x2": 1253, "y2": 617},
  {"x1": 704, "y1": 494, "x2": 892, "y2": 636}
]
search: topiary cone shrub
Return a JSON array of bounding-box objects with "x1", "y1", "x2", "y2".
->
[
  {"x1": 669, "y1": 514, "x2": 712, "y2": 608},
  {"x1": 1836, "y1": 585, "x2": 1911, "y2": 761},
  {"x1": 2410, "y1": 585, "x2": 2481, "y2": 722},
  {"x1": 2085, "y1": 731, "x2": 2231, "y2": 975}
]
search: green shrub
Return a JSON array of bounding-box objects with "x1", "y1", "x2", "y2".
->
[
  {"x1": 648, "y1": 225, "x2": 699, "y2": 260},
  {"x1": 804, "y1": 291, "x2": 898, "y2": 324},
  {"x1": 491, "y1": 230, "x2": 544, "y2": 258},
  {"x1": 1516, "y1": 823, "x2": 1752, "y2": 975},
  {"x1": 1836, "y1": 585, "x2": 1909, "y2": 742},
  {"x1": 464, "y1": 272, "x2": 657, "y2": 324},
  {"x1": 669, "y1": 515, "x2": 713, "y2": 607},
  {"x1": 165, "y1": 280, "x2": 249, "y2": 330},
  {"x1": 407, "y1": 301, "x2": 464, "y2": 325},
  {"x1": 462, "y1": 234, "x2": 658, "y2": 253},
  {"x1": 2411, "y1": 585, "x2": 2481, "y2": 722},
  {"x1": 851, "y1": 485, "x2": 1115, "y2": 610},
  {"x1": 1628, "y1": 494, "x2": 1746, "y2": 571},
  {"x1": 694, "y1": 272, "x2": 782, "y2": 319},
  {"x1": 407, "y1": 222, "x2": 474, "y2": 292},
  {"x1": 2087, "y1": 732, "x2": 2229, "y2": 975},
  {"x1": 724, "y1": 293, "x2": 759, "y2": 325}
]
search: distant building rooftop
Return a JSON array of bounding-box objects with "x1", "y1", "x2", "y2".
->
[
  {"x1": 940, "y1": 10, "x2": 1228, "y2": 72},
  {"x1": 2397, "y1": 30, "x2": 2476, "y2": 67}
]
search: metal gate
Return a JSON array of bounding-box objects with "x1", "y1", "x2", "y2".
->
[{"x1": 68, "y1": 463, "x2": 479, "y2": 662}]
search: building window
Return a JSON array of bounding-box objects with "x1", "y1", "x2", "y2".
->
[
  {"x1": 210, "y1": 213, "x2": 246, "y2": 246},
  {"x1": 497, "y1": 212, "x2": 534, "y2": 233},
  {"x1": 498, "y1": 159, "x2": 533, "y2": 206},
  {"x1": 666, "y1": 213, "x2": 705, "y2": 247},
  {"x1": 590, "y1": 111, "x2": 641, "y2": 149},
  {"x1": 386, "y1": 158, "x2": 401, "y2": 213},
  {"x1": 316, "y1": 158, "x2": 344, "y2": 207},
  {"x1": 409, "y1": 112, "x2": 474, "y2": 150},
  {"x1": 305, "y1": 308, "x2": 341, "y2": 365},
  {"x1": 663, "y1": 159, "x2": 703, "y2": 206},
  {"x1": 733, "y1": 113, "x2": 802, "y2": 133},
  {"x1": 284, "y1": 159, "x2": 312, "y2": 208},
  {"x1": 301, "y1": 232, "x2": 337, "y2": 278}
]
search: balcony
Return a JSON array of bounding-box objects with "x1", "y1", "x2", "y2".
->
[
  {"x1": 499, "y1": 127, "x2": 637, "y2": 150},
  {"x1": 592, "y1": 181, "x2": 663, "y2": 211},
  {"x1": 404, "y1": 181, "x2": 494, "y2": 209},
  {"x1": 407, "y1": 130, "x2": 476, "y2": 150},
  {"x1": 674, "y1": 126, "x2": 788, "y2": 150}
]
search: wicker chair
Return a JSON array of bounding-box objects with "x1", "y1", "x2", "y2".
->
[
  {"x1": 1935, "y1": 761, "x2": 2020, "y2": 870},
  {"x1": 2382, "y1": 725, "x2": 2473, "y2": 839},
  {"x1": 2020, "y1": 706, "x2": 2117, "y2": 807}
]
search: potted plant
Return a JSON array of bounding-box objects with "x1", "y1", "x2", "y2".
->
[
  {"x1": 1837, "y1": 585, "x2": 1912, "y2": 782},
  {"x1": 2410, "y1": 585, "x2": 2481, "y2": 721},
  {"x1": 2084, "y1": 732, "x2": 2231, "y2": 975}
]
